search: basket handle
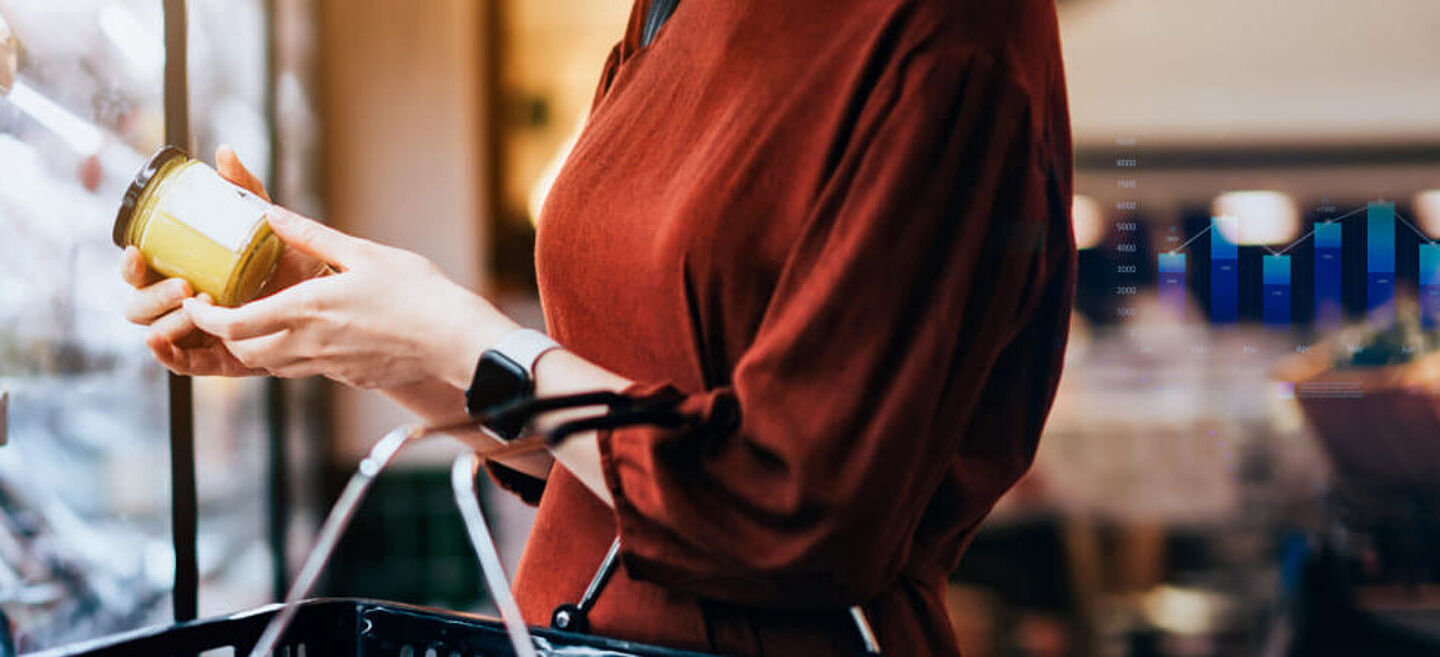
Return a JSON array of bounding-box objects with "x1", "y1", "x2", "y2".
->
[
  {"x1": 453, "y1": 453, "x2": 540, "y2": 657},
  {"x1": 249, "y1": 424, "x2": 421, "y2": 657}
]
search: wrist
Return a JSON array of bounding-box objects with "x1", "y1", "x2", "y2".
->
[{"x1": 438, "y1": 289, "x2": 520, "y2": 390}]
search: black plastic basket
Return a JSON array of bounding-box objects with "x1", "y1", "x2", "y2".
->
[{"x1": 25, "y1": 599, "x2": 718, "y2": 657}]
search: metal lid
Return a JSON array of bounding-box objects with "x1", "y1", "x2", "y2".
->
[{"x1": 113, "y1": 146, "x2": 189, "y2": 247}]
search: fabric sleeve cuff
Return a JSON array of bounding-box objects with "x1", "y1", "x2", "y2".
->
[{"x1": 484, "y1": 459, "x2": 547, "y2": 506}]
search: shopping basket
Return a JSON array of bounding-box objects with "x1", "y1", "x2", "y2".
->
[
  {"x1": 24, "y1": 597, "x2": 716, "y2": 656},
  {"x1": 23, "y1": 391, "x2": 880, "y2": 656}
]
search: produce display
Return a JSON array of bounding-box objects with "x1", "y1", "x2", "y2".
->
[{"x1": 0, "y1": 0, "x2": 274, "y2": 649}]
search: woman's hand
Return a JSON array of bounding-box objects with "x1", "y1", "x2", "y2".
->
[
  {"x1": 122, "y1": 146, "x2": 325, "y2": 376},
  {"x1": 122, "y1": 255, "x2": 262, "y2": 376},
  {"x1": 183, "y1": 207, "x2": 520, "y2": 390}
]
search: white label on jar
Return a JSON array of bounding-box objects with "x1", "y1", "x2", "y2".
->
[{"x1": 158, "y1": 163, "x2": 273, "y2": 252}]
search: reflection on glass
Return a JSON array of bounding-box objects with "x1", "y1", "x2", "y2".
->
[
  {"x1": 0, "y1": 0, "x2": 170, "y2": 649},
  {"x1": 0, "y1": 11, "x2": 16, "y2": 95}
]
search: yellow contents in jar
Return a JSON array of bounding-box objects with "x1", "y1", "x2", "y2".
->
[{"x1": 113, "y1": 147, "x2": 283, "y2": 307}]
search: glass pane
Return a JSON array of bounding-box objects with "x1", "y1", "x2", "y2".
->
[
  {"x1": 0, "y1": 0, "x2": 170, "y2": 649},
  {"x1": 187, "y1": 0, "x2": 273, "y2": 617}
]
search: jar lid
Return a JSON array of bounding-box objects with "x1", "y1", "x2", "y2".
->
[{"x1": 113, "y1": 146, "x2": 190, "y2": 247}]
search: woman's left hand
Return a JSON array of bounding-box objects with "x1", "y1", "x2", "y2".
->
[{"x1": 184, "y1": 206, "x2": 518, "y2": 390}]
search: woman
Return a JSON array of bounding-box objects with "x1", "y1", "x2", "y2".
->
[{"x1": 123, "y1": 0, "x2": 1074, "y2": 654}]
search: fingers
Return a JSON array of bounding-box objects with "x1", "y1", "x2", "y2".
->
[
  {"x1": 147, "y1": 335, "x2": 265, "y2": 377},
  {"x1": 120, "y1": 246, "x2": 163, "y2": 287},
  {"x1": 267, "y1": 361, "x2": 328, "y2": 380},
  {"x1": 224, "y1": 331, "x2": 330, "y2": 380},
  {"x1": 148, "y1": 304, "x2": 204, "y2": 345},
  {"x1": 124, "y1": 277, "x2": 192, "y2": 325},
  {"x1": 132, "y1": 273, "x2": 275, "y2": 378},
  {"x1": 265, "y1": 207, "x2": 370, "y2": 270},
  {"x1": 145, "y1": 333, "x2": 184, "y2": 369},
  {"x1": 145, "y1": 332, "x2": 207, "y2": 374},
  {"x1": 225, "y1": 331, "x2": 296, "y2": 371},
  {"x1": 215, "y1": 145, "x2": 271, "y2": 201},
  {"x1": 183, "y1": 291, "x2": 300, "y2": 341}
]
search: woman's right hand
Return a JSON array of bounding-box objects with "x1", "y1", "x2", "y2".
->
[{"x1": 121, "y1": 145, "x2": 325, "y2": 377}]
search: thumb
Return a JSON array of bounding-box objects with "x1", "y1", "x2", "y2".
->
[
  {"x1": 215, "y1": 145, "x2": 270, "y2": 202},
  {"x1": 266, "y1": 206, "x2": 368, "y2": 271}
]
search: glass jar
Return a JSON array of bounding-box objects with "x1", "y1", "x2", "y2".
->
[{"x1": 112, "y1": 146, "x2": 283, "y2": 306}]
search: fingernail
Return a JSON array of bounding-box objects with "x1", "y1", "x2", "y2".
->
[{"x1": 266, "y1": 210, "x2": 291, "y2": 227}]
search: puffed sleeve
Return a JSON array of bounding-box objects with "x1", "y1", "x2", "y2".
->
[{"x1": 599, "y1": 50, "x2": 1075, "y2": 609}]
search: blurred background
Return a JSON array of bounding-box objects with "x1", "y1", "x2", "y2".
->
[{"x1": 0, "y1": 0, "x2": 1437, "y2": 655}]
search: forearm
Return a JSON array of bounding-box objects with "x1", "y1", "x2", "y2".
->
[
  {"x1": 381, "y1": 377, "x2": 555, "y2": 480},
  {"x1": 530, "y1": 349, "x2": 631, "y2": 507}
]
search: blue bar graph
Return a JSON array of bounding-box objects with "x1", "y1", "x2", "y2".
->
[
  {"x1": 1314, "y1": 222, "x2": 1343, "y2": 327},
  {"x1": 1210, "y1": 216, "x2": 1238, "y2": 323},
  {"x1": 1422, "y1": 244, "x2": 1440, "y2": 328},
  {"x1": 1156, "y1": 201, "x2": 1424, "y2": 328},
  {"x1": 1367, "y1": 201, "x2": 1396, "y2": 322},
  {"x1": 1263, "y1": 255, "x2": 1291, "y2": 325},
  {"x1": 1158, "y1": 253, "x2": 1186, "y2": 316}
]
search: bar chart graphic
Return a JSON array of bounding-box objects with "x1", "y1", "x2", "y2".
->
[
  {"x1": 1210, "y1": 215, "x2": 1238, "y2": 323},
  {"x1": 1314, "y1": 222, "x2": 1343, "y2": 325},
  {"x1": 1263, "y1": 254, "x2": 1291, "y2": 325},
  {"x1": 1159, "y1": 253, "x2": 1187, "y2": 316},
  {"x1": 1158, "y1": 201, "x2": 1440, "y2": 327},
  {"x1": 1367, "y1": 202, "x2": 1396, "y2": 321}
]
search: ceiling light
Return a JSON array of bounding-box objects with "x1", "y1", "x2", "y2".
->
[{"x1": 1212, "y1": 190, "x2": 1299, "y2": 246}]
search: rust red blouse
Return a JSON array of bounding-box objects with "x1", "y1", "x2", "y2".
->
[{"x1": 500, "y1": 0, "x2": 1075, "y2": 654}]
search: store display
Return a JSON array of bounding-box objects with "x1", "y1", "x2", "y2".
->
[
  {"x1": 1276, "y1": 305, "x2": 1440, "y2": 485},
  {"x1": 0, "y1": 0, "x2": 292, "y2": 647},
  {"x1": 0, "y1": 0, "x2": 171, "y2": 647}
]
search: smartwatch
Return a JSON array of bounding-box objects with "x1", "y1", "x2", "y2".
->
[{"x1": 465, "y1": 328, "x2": 562, "y2": 440}]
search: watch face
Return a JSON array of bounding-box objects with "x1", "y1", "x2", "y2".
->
[{"x1": 466, "y1": 352, "x2": 533, "y2": 439}]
